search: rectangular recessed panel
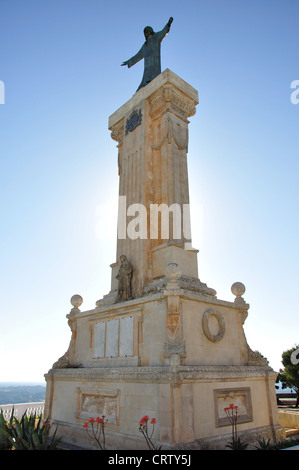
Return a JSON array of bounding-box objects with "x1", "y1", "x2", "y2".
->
[
  {"x1": 119, "y1": 316, "x2": 134, "y2": 356},
  {"x1": 93, "y1": 321, "x2": 105, "y2": 358},
  {"x1": 106, "y1": 319, "x2": 119, "y2": 357},
  {"x1": 77, "y1": 388, "x2": 120, "y2": 424},
  {"x1": 214, "y1": 388, "x2": 253, "y2": 427}
]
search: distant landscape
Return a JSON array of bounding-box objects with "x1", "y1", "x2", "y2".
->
[{"x1": 0, "y1": 383, "x2": 46, "y2": 405}]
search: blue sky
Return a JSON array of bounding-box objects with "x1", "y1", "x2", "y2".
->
[{"x1": 0, "y1": 0, "x2": 298, "y2": 383}]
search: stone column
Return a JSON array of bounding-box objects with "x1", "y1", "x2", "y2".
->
[{"x1": 109, "y1": 69, "x2": 199, "y2": 299}]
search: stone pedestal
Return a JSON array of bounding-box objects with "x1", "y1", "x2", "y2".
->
[
  {"x1": 44, "y1": 70, "x2": 284, "y2": 449},
  {"x1": 108, "y1": 69, "x2": 200, "y2": 299}
]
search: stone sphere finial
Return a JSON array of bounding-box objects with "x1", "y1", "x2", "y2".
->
[
  {"x1": 231, "y1": 282, "x2": 246, "y2": 297},
  {"x1": 165, "y1": 263, "x2": 182, "y2": 281},
  {"x1": 70, "y1": 294, "x2": 83, "y2": 310}
]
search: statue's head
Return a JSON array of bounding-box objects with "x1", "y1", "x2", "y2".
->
[{"x1": 144, "y1": 26, "x2": 154, "y2": 40}]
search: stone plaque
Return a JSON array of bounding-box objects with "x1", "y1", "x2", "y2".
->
[
  {"x1": 77, "y1": 388, "x2": 120, "y2": 424},
  {"x1": 93, "y1": 321, "x2": 105, "y2": 358},
  {"x1": 119, "y1": 316, "x2": 134, "y2": 356},
  {"x1": 106, "y1": 319, "x2": 119, "y2": 357},
  {"x1": 214, "y1": 387, "x2": 253, "y2": 427}
]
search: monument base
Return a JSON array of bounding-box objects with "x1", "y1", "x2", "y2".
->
[
  {"x1": 45, "y1": 363, "x2": 284, "y2": 450},
  {"x1": 45, "y1": 283, "x2": 284, "y2": 450}
]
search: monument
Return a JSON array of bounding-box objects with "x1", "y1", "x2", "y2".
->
[
  {"x1": 121, "y1": 17, "x2": 173, "y2": 91},
  {"x1": 44, "y1": 18, "x2": 284, "y2": 449}
]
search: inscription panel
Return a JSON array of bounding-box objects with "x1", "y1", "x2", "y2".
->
[
  {"x1": 77, "y1": 388, "x2": 120, "y2": 424},
  {"x1": 119, "y1": 316, "x2": 134, "y2": 356},
  {"x1": 93, "y1": 321, "x2": 105, "y2": 358},
  {"x1": 92, "y1": 313, "x2": 138, "y2": 359},
  {"x1": 214, "y1": 387, "x2": 253, "y2": 427},
  {"x1": 106, "y1": 319, "x2": 119, "y2": 357}
]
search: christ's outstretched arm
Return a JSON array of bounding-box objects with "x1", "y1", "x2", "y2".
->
[{"x1": 121, "y1": 45, "x2": 144, "y2": 68}]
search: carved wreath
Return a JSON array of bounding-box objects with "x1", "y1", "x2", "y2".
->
[{"x1": 202, "y1": 309, "x2": 225, "y2": 343}]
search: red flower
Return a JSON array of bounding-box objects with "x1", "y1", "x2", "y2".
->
[
  {"x1": 225, "y1": 403, "x2": 239, "y2": 414},
  {"x1": 96, "y1": 417, "x2": 103, "y2": 424},
  {"x1": 140, "y1": 415, "x2": 149, "y2": 425},
  {"x1": 83, "y1": 422, "x2": 88, "y2": 428},
  {"x1": 228, "y1": 403, "x2": 238, "y2": 410},
  {"x1": 89, "y1": 417, "x2": 95, "y2": 423},
  {"x1": 151, "y1": 418, "x2": 156, "y2": 424}
]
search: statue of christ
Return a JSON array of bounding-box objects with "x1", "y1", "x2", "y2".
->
[{"x1": 121, "y1": 17, "x2": 173, "y2": 91}]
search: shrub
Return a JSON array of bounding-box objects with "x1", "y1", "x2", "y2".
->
[{"x1": 0, "y1": 407, "x2": 62, "y2": 450}]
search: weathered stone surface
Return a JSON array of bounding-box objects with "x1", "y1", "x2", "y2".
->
[
  {"x1": 45, "y1": 70, "x2": 283, "y2": 450},
  {"x1": 106, "y1": 69, "x2": 200, "y2": 300}
]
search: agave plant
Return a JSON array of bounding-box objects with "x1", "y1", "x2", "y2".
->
[
  {"x1": 0, "y1": 408, "x2": 62, "y2": 450},
  {"x1": 225, "y1": 437, "x2": 248, "y2": 450},
  {"x1": 255, "y1": 437, "x2": 273, "y2": 450},
  {"x1": 0, "y1": 408, "x2": 14, "y2": 450}
]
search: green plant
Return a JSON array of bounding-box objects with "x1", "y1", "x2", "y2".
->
[
  {"x1": 254, "y1": 437, "x2": 273, "y2": 450},
  {"x1": 83, "y1": 416, "x2": 108, "y2": 449},
  {"x1": 1, "y1": 408, "x2": 62, "y2": 450},
  {"x1": 0, "y1": 408, "x2": 14, "y2": 450},
  {"x1": 139, "y1": 416, "x2": 162, "y2": 450},
  {"x1": 272, "y1": 436, "x2": 299, "y2": 450},
  {"x1": 226, "y1": 437, "x2": 248, "y2": 450}
]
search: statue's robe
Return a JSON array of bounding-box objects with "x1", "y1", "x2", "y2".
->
[
  {"x1": 116, "y1": 259, "x2": 132, "y2": 302},
  {"x1": 126, "y1": 23, "x2": 171, "y2": 91}
]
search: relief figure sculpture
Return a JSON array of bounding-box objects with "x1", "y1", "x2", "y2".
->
[{"x1": 116, "y1": 255, "x2": 132, "y2": 302}]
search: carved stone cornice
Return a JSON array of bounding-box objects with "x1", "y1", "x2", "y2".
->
[
  {"x1": 110, "y1": 119, "x2": 124, "y2": 145},
  {"x1": 247, "y1": 346, "x2": 269, "y2": 366},
  {"x1": 148, "y1": 83, "x2": 197, "y2": 122},
  {"x1": 47, "y1": 364, "x2": 276, "y2": 383},
  {"x1": 144, "y1": 274, "x2": 217, "y2": 297},
  {"x1": 47, "y1": 366, "x2": 169, "y2": 383}
]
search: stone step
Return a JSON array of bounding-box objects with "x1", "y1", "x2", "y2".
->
[{"x1": 285, "y1": 428, "x2": 299, "y2": 437}]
